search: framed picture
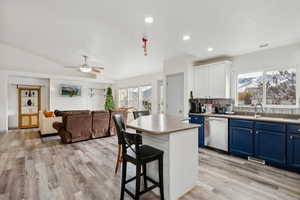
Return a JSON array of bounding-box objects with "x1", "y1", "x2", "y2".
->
[{"x1": 60, "y1": 85, "x2": 81, "y2": 97}]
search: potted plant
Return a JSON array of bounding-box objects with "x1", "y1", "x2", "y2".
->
[{"x1": 105, "y1": 87, "x2": 115, "y2": 110}]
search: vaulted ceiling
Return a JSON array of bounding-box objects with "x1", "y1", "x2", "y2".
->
[{"x1": 1, "y1": 0, "x2": 300, "y2": 80}]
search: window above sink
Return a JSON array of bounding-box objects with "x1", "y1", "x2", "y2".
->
[{"x1": 237, "y1": 68, "x2": 297, "y2": 108}]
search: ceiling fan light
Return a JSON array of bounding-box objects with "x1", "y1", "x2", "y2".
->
[{"x1": 80, "y1": 67, "x2": 92, "y2": 73}]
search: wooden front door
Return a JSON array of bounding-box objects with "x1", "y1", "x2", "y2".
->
[{"x1": 19, "y1": 88, "x2": 41, "y2": 129}]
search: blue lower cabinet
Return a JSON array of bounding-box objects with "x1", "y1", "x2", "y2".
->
[
  {"x1": 287, "y1": 133, "x2": 300, "y2": 173},
  {"x1": 189, "y1": 115, "x2": 205, "y2": 148},
  {"x1": 229, "y1": 127, "x2": 254, "y2": 158},
  {"x1": 198, "y1": 123, "x2": 205, "y2": 147},
  {"x1": 254, "y1": 130, "x2": 286, "y2": 167}
]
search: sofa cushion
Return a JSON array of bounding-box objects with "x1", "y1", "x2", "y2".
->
[
  {"x1": 55, "y1": 110, "x2": 90, "y2": 117},
  {"x1": 92, "y1": 110, "x2": 110, "y2": 138},
  {"x1": 65, "y1": 113, "x2": 93, "y2": 140}
]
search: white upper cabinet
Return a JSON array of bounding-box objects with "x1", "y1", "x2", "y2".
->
[
  {"x1": 193, "y1": 66, "x2": 209, "y2": 98},
  {"x1": 193, "y1": 61, "x2": 231, "y2": 98}
]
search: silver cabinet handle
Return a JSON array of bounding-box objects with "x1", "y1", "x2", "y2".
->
[
  {"x1": 250, "y1": 130, "x2": 253, "y2": 134},
  {"x1": 256, "y1": 131, "x2": 259, "y2": 134},
  {"x1": 298, "y1": 129, "x2": 300, "y2": 132},
  {"x1": 290, "y1": 135, "x2": 294, "y2": 140}
]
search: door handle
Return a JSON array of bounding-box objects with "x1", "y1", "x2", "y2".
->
[
  {"x1": 179, "y1": 110, "x2": 183, "y2": 114},
  {"x1": 290, "y1": 135, "x2": 300, "y2": 140}
]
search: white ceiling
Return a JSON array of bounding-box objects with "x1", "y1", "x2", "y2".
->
[{"x1": 1, "y1": 0, "x2": 300, "y2": 80}]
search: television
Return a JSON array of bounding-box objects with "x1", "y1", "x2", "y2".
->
[{"x1": 60, "y1": 85, "x2": 81, "y2": 97}]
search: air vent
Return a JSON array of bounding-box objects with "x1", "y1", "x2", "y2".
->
[{"x1": 259, "y1": 43, "x2": 269, "y2": 48}]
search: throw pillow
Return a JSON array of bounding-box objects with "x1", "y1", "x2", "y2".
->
[{"x1": 44, "y1": 110, "x2": 55, "y2": 118}]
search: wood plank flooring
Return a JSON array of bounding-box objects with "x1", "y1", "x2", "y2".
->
[{"x1": 0, "y1": 129, "x2": 299, "y2": 200}]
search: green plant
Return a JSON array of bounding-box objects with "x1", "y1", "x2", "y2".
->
[{"x1": 105, "y1": 87, "x2": 115, "y2": 110}]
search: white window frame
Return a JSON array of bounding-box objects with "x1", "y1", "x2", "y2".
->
[
  {"x1": 118, "y1": 84, "x2": 153, "y2": 110},
  {"x1": 235, "y1": 66, "x2": 298, "y2": 108}
]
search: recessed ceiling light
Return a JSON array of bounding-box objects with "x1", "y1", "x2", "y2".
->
[
  {"x1": 144, "y1": 16, "x2": 154, "y2": 24},
  {"x1": 207, "y1": 47, "x2": 214, "y2": 52},
  {"x1": 182, "y1": 35, "x2": 191, "y2": 41}
]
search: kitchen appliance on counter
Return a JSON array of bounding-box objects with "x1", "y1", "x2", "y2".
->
[
  {"x1": 225, "y1": 104, "x2": 234, "y2": 114},
  {"x1": 204, "y1": 117, "x2": 228, "y2": 152},
  {"x1": 189, "y1": 99, "x2": 203, "y2": 113}
]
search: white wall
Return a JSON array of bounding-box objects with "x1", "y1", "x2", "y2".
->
[
  {"x1": 231, "y1": 43, "x2": 300, "y2": 103},
  {"x1": 7, "y1": 76, "x2": 49, "y2": 129},
  {"x1": 0, "y1": 70, "x2": 111, "y2": 131},
  {"x1": 163, "y1": 55, "x2": 197, "y2": 117},
  {"x1": 114, "y1": 72, "x2": 164, "y2": 115},
  {"x1": 49, "y1": 79, "x2": 107, "y2": 111},
  {"x1": 0, "y1": 73, "x2": 8, "y2": 132}
]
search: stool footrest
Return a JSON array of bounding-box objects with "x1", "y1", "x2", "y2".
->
[
  {"x1": 146, "y1": 176, "x2": 158, "y2": 186},
  {"x1": 125, "y1": 172, "x2": 146, "y2": 184}
]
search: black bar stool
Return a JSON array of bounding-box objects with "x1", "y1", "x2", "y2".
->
[
  {"x1": 113, "y1": 114, "x2": 164, "y2": 200},
  {"x1": 133, "y1": 110, "x2": 150, "y2": 120},
  {"x1": 132, "y1": 111, "x2": 150, "y2": 134}
]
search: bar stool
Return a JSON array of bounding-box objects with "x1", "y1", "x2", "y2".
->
[
  {"x1": 133, "y1": 110, "x2": 150, "y2": 120},
  {"x1": 133, "y1": 111, "x2": 150, "y2": 134},
  {"x1": 113, "y1": 114, "x2": 164, "y2": 200}
]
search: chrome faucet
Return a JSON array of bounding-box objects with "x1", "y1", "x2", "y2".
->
[{"x1": 253, "y1": 103, "x2": 264, "y2": 118}]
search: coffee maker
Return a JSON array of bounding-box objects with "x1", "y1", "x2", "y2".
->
[{"x1": 189, "y1": 99, "x2": 202, "y2": 113}]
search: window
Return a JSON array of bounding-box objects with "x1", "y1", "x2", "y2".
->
[
  {"x1": 128, "y1": 87, "x2": 139, "y2": 108},
  {"x1": 139, "y1": 86, "x2": 152, "y2": 111},
  {"x1": 265, "y1": 69, "x2": 296, "y2": 105},
  {"x1": 118, "y1": 85, "x2": 153, "y2": 111},
  {"x1": 118, "y1": 89, "x2": 128, "y2": 107},
  {"x1": 237, "y1": 68, "x2": 296, "y2": 106},
  {"x1": 238, "y1": 72, "x2": 263, "y2": 105}
]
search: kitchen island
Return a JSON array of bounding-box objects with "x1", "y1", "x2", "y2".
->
[{"x1": 127, "y1": 114, "x2": 200, "y2": 200}]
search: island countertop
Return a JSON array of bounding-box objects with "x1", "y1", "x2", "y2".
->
[{"x1": 127, "y1": 114, "x2": 200, "y2": 135}]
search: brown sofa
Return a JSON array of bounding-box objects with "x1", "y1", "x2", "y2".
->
[
  {"x1": 53, "y1": 110, "x2": 127, "y2": 143},
  {"x1": 92, "y1": 110, "x2": 110, "y2": 138}
]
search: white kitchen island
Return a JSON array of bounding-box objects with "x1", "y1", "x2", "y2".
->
[{"x1": 127, "y1": 114, "x2": 200, "y2": 200}]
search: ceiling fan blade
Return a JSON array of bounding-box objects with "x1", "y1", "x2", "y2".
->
[
  {"x1": 92, "y1": 67, "x2": 101, "y2": 73},
  {"x1": 64, "y1": 66, "x2": 80, "y2": 69},
  {"x1": 92, "y1": 66, "x2": 105, "y2": 70}
]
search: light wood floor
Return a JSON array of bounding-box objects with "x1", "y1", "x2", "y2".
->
[{"x1": 0, "y1": 130, "x2": 300, "y2": 200}]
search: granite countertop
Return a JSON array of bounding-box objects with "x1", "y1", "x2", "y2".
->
[
  {"x1": 189, "y1": 113, "x2": 300, "y2": 124},
  {"x1": 127, "y1": 114, "x2": 200, "y2": 135}
]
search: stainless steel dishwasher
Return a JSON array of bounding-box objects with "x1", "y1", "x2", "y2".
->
[{"x1": 204, "y1": 117, "x2": 228, "y2": 152}]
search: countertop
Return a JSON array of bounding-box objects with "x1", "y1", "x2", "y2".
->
[
  {"x1": 189, "y1": 113, "x2": 300, "y2": 124},
  {"x1": 127, "y1": 114, "x2": 200, "y2": 135}
]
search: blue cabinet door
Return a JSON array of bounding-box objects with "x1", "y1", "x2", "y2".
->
[
  {"x1": 230, "y1": 127, "x2": 254, "y2": 158},
  {"x1": 254, "y1": 130, "x2": 286, "y2": 167},
  {"x1": 287, "y1": 134, "x2": 300, "y2": 173},
  {"x1": 189, "y1": 115, "x2": 205, "y2": 148}
]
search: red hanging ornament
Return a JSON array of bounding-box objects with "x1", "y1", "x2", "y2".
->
[{"x1": 142, "y1": 37, "x2": 148, "y2": 56}]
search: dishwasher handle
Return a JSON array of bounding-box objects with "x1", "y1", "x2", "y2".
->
[{"x1": 207, "y1": 117, "x2": 228, "y2": 121}]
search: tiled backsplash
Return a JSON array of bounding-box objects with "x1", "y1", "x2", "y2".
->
[
  {"x1": 234, "y1": 106, "x2": 300, "y2": 115},
  {"x1": 195, "y1": 98, "x2": 300, "y2": 115},
  {"x1": 195, "y1": 98, "x2": 234, "y2": 107}
]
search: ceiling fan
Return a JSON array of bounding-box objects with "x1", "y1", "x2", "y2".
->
[{"x1": 64, "y1": 55, "x2": 104, "y2": 73}]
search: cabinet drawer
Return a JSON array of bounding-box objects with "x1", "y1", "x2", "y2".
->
[
  {"x1": 255, "y1": 122, "x2": 285, "y2": 133},
  {"x1": 230, "y1": 119, "x2": 254, "y2": 128},
  {"x1": 287, "y1": 124, "x2": 300, "y2": 134}
]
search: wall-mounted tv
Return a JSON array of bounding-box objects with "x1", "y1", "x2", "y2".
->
[{"x1": 60, "y1": 85, "x2": 81, "y2": 97}]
